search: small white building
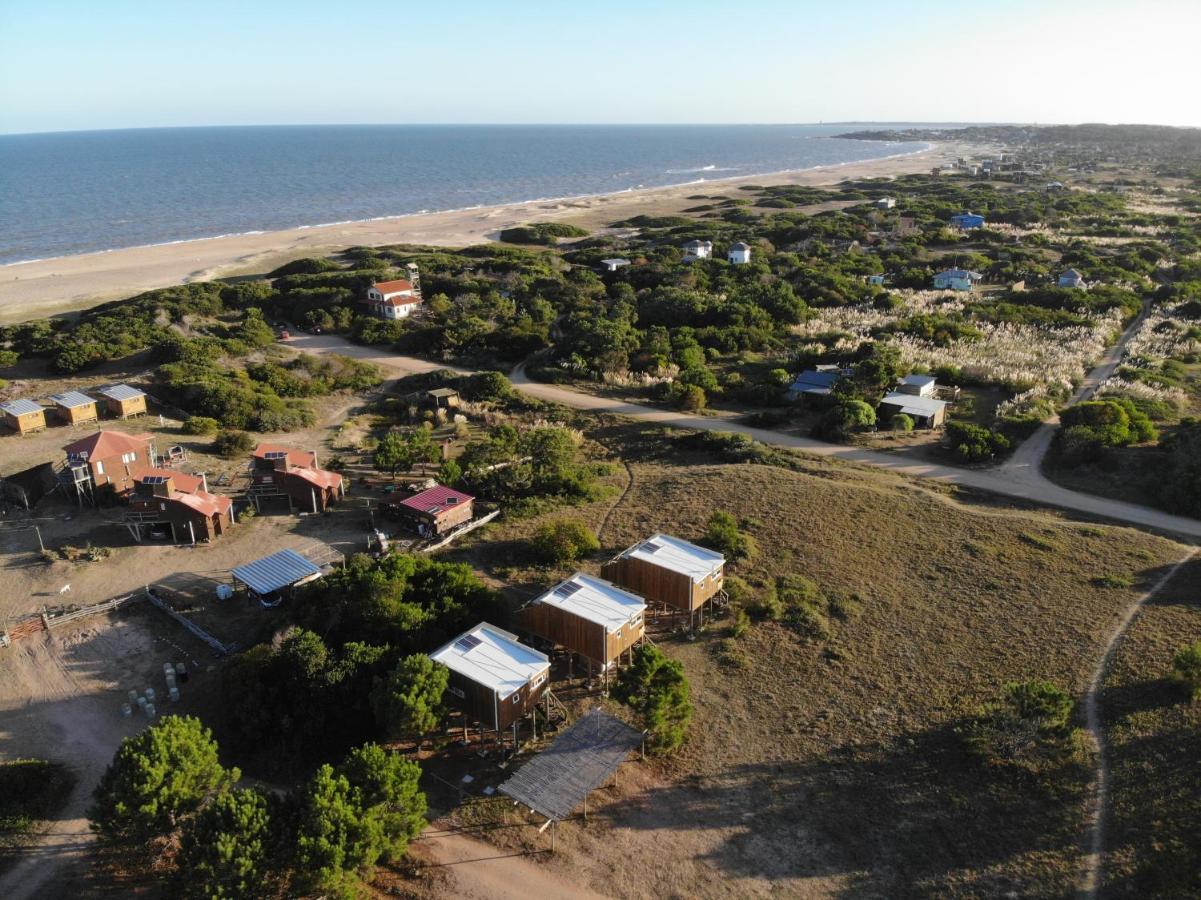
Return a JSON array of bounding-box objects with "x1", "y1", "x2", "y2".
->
[
  {"x1": 682, "y1": 240, "x2": 713, "y2": 261},
  {"x1": 896, "y1": 374, "x2": 937, "y2": 398},
  {"x1": 365, "y1": 278, "x2": 422, "y2": 320},
  {"x1": 1058, "y1": 269, "x2": 1087, "y2": 289},
  {"x1": 932, "y1": 269, "x2": 983, "y2": 291},
  {"x1": 866, "y1": 274, "x2": 886, "y2": 286},
  {"x1": 879, "y1": 392, "x2": 948, "y2": 429},
  {"x1": 727, "y1": 242, "x2": 752, "y2": 265},
  {"x1": 600, "y1": 258, "x2": 632, "y2": 272},
  {"x1": 875, "y1": 197, "x2": 896, "y2": 209}
]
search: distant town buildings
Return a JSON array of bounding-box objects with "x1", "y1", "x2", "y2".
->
[{"x1": 727, "y1": 242, "x2": 752, "y2": 265}]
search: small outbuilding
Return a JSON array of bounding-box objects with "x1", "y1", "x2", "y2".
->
[
  {"x1": 387, "y1": 484, "x2": 474, "y2": 536},
  {"x1": 896, "y1": 374, "x2": 937, "y2": 398},
  {"x1": 875, "y1": 197, "x2": 896, "y2": 209},
  {"x1": 932, "y1": 269, "x2": 982, "y2": 291},
  {"x1": 518, "y1": 572, "x2": 646, "y2": 678},
  {"x1": 600, "y1": 258, "x2": 632, "y2": 272},
  {"x1": 50, "y1": 391, "x2": 100, "y2": 426},
  {"x1": 1058, "y1": 269, "x2": 1087, "y2": 289},
  {"x1": 426, "y1": 387, "x2": 460, "y2": 409},
  {"x1": 231, "y1": 548, "x2": 324, "y2": 604},
  {"x1": 727, "y1": 242, "x2": 752, "y2": 265},
  {"x1": 879, "y1": 392, "x2": 948, "y2": 429},
  {"x1": 96, "y1": 384, "x2": 148, "y2": 419},
  {"x1": 430, "y1": 623, "x2": 551, "y2": 737},
  {"x1": 949, "y1": 212, "x2": 985, "y2": 231},
  {"x1": 601, "y1": 533, "x2": 725, "y2": 624},
  {"x1": 787, "y1": 369, "x2": 842, "y2": 400},
  {"x1": 1, "y1": 399, "x2": 47, "y2": 435},
  {"x1": 682, "y1": 239, "x2": 713, "y2": 261}
]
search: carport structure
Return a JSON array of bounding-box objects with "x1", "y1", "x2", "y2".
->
[
  {"x1": 499, "y1": 709, "x2": 643, "y2": 848},
  {"x1": 230, "y1": 548, "x2": 324, "y2": 603}
]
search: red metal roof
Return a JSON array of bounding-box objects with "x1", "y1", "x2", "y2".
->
[
  {"x1": 286, "y1": 466, "x2": 342, "y2": 491},
  {"x1": 396, "y1": 484, "x2": 474, "y2": 516},
  {"x1": 133, "y1": 467, "x2": 203, "y2": 494},
  {"x1": 173, "y1": 490, "x2": 231, "y2": 518},
  {"x1": 253, "y1": 443, "x2": 317, "y2": 469},
  {"x1": 372, "y1": 279, "x2": 414, "y2": 294},
  {"x1": 63, "y1": 430, "x2": 152, "y2": 460}
]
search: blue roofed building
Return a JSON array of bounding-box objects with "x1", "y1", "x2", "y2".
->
[
  {"x1": 932, "y1": 269, "x2": 983, "y2": 291},
  {"x1": 949, "y1": 212, "x2": 985, "y2": 230},
  {"x1": 787, "y1": 368, "x2": 844, "y2": 400}
]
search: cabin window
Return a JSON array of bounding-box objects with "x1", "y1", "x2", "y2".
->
[
  {"x1": 95, "y1": 461, "x2": 105, "y2": 475},
  {"x1": 531, "y1": 672, "x2": 547, "y2": 689},
  {"x1": 121, "y1": 452, "x2": 136, "y2": 464}
]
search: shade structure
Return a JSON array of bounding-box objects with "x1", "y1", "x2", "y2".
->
[
  {"x1": 499, "y1": 710, "x2": 642, "y2": 822},
  {"x1": 231, "y1": 548, "x2": 323, "y2": 596}
]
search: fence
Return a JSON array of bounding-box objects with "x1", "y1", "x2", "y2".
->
[
  {"x1": 421, "y1": 510, "x2": 500, "y2": 553},
  {"x1": 1, "y1": 592, "x2": 144, "y2": 649},
  {"x1": 145, "y1": 587, "x2": 235, "y2": 656}
]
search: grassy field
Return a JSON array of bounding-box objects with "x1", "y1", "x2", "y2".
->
[
  {"x1": 1100, "y1": 557, "x2": 1201, "y2": 897},
  {"x1": 444, "y1": 424, "x2": 1188, "y2": 897}
]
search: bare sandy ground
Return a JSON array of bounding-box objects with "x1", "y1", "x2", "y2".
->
[{"x1": 0, "y1": 142, "x2": 980, "y2": 324}]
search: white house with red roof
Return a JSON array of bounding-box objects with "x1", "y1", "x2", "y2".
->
[{"x1": 365, "y1": 265, "x2": 423, "y2": 320}]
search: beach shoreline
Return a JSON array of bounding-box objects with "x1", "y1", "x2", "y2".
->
[{"x1": 0, "y1": 140, "x2": 978, "y2": 323}]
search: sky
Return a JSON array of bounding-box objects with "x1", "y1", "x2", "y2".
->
[{"x1": 1, "y1": 0, "x2": 1199, "y2": 135}]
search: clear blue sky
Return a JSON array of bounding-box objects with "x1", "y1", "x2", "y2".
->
[{"x1": 1, "y1": 0, "x2": 1198, "y2": 134}]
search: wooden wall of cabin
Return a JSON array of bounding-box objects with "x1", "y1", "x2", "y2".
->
[
  {"x1": 443, "y1": 667, "x2": 548, "y2": 732},
  {"x1": 604, "y1": 614, "x2": 645, "y2": 662},
  {"x1": 518, "y1": 604, "x2": 607, "y2": 663},
  {"x1": 602, "y1": 557, "x2": 698, "y2": 612}
]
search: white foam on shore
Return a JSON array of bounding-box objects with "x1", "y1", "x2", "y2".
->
[{"x1": 1, "y1": 142, "x2": 933, "y2": 269}]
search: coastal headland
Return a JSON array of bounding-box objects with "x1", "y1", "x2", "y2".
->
[{"x1": 0, "y1": 141, "x2": 979, "y2": 323}]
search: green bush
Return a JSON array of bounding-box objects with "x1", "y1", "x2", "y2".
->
[
  {"x1": 702, "y1": 510, "x2": 757, "y2": 564},
  {"x1": 531, "y1": 519, "x2": 600, "y2": 564},
  {"x1": 612, "y1": 644, "x2": 693, "y2": 755},
  {"x1": 181, "y1": 416, "x2": 221, "y2": 435},
  {"x1": 1171, "y1": 641, "x2": 1201, "y2": 700},
  {"x1": 966, "y1": 680, "x2": 1080, "y2": 772},
  {"x1": 890, "y1": 413, "x2": 915, "y2": 432},
  {"x1": 945, "y1": 422, "x2": 1011, "y2": 461},
  {"x1": 0, "y1": 759, "x2": 74, "y2": 839},
  {"x1": 498, "y1": 222, "x2": 589, "y2": 244},
  {"x1": 213, "y1": 430, "x2": 256, "y2": 458}
]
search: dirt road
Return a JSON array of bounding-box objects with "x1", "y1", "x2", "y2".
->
[{"x1": 288, "y1": 333, "x2": 1201, "y2": 540}]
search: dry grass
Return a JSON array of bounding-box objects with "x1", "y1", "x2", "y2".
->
[
  {"x1": 453, "y1": 428, "x2": 1186, "y2": 898},
  {"x1": 1099, "y1": 558, "x2": 1201, "y2": 897}
]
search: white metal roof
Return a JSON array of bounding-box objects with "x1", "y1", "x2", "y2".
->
[
  {"x1": 532, "y1": 573, "x2": 645, "y2": 632},
  {"x1": 880, "y1": 392, "x2": 948, "y2": 418},
  {"x1": 620, "y1": 533, "x2": 724, "y2": 583},
  {"x1": 430, "y1": 623, "x2": 549, "y2": 699},
  {"x1": 96, "y1": 384, "x2": 145, "y2": 401},
  {"x1": 231, "y1": 548, "x2": 323, "y2": 595},
  {"x1": 50, "y1": 390, "x2": 95, "y2": 408},
  {"x1": 1, "y1": 399, "x2": 44, "y2": 416},
  {"x1": 900, "y1": 374, "x2": 936, "y2": 388}
]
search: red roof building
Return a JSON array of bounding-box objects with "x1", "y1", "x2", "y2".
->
[
  {"x1": 63, "y1": 430, "x2": 156, "y2": 501},
  {"x1": 127, "y1": 468, "x2": 234, "y2": 543},
  {"x1": 365, "y1": 276, "x2": 422, "y2": 321},
  {"x1": 387, "y1": 484, "x2": 475, "y2": 536},
  {"x1": 249, "y1": 443, "x2": 344, "y2": 513}
]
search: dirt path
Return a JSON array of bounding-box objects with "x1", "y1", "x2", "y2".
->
[
  {"x1": 1077, "y1": 545, "x2": 1199, "y2": 897},
  {"x1": 285, "y1": 333, "x2": 1201, "y2": 539},
  {"x1": 416, "y1": 830, "x2": 605, "y2": 900}
]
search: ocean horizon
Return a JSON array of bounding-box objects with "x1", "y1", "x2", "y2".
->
[{"x1": 0, "y1": 124, "x2": 936, "y2": 266}]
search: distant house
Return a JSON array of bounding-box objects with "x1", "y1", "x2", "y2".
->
[
  {"x1": 866, "y1": 274, "x2": 887, "y2": 286},
  {"x1": 727, "y1": 242, "x2": 752, "y2": 265},
  {"x1": 787, "y1": 369, "x2": 842, "y2": 399},
  {"x1": 249, "y1": 443, "x2": 344, "y2": 513},
  {"x1": 932, "y1": 269, "x2": 983, "y2": 291},
  {"x1": 682, "y1": 239, "x2": 713, "y2": 261},
  {"x1": 875, "y1": 197, "x2": 896, "y2": 209},
  {"x1": 1058, "y1": 269, "x2": 1087, "y2": 289},
  {"x1": 63, "y1": 430, "x2": 156, "y2": 502},
  {"x1": 126, "y1": 468, "x2": 234, "y2": 543},
  {"x1": 601, "y1": 533, "x2": 725, "y2": 625},
  {"x1": 426, "y1": 387, "x2": 460, "y2": 409},
  {"x1": 897, "y1": 374, "x2": 938, "y2": 398},
  {"x1": 600, "y1": 258, "x2": 632, "y2": 272},
  {"x1": 429, "y1": 623, "x2": 550, "y2": 736},
  {"x1": 95, "y1": 384, "x2": 147, "y2": 419},
  {"x1": 50, "y1": 391, "x2": 99, "y2": 427},
  {"x1": 364, "y1": 275, "x2": 422, "y2": 320},
  {"x1": 517, "y1": 572, "x2": 646, "y2": 678},
  {"x1": 1, "y1": 399, "x2": 47, "y2": 435},
  {"x1": 949, "y1": 212, "x2": 985, "y2": 231},
  {"x1": 386, "y1": 484, "x2": 475, "y2": 536},
  {"x1": 879, "y1": 392, "x2": 948, "y2": 429}
]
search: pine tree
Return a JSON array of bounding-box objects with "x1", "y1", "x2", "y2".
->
[
  {"x1": 175, "y1": 787, "x2": 273, "y2": 899},
  {"x1": 372, "y1": 655, "x2": 448, "y2": 749}
]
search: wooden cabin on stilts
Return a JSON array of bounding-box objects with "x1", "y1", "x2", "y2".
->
[{"x1": 601, "y1": 533, "x2": 726, "y2": 632}]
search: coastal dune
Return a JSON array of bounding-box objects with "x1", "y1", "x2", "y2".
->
[{"x1": 0, "y1": 142, "x2": 970, "y2": 324}]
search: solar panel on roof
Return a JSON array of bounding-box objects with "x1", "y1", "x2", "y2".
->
[
  {"x1": 140, "y1": 475, "x2": 168, "y2": 485},
  {"x1": 553, "y1": 581, "x2": 583, "y2": 598},
  {"x1": 640, "y1": 541, "x2": 662, "y2": 553},
  {"x1": 454, "y1": 634, "x2": 483, "y2": 653},
  {"x1": 264, "y1": 450, "x2": 288, "y2": 459}
]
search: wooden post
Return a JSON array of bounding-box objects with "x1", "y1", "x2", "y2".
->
[{"x1": 583, "y1": 793, "x2": 588, "y2": 823}]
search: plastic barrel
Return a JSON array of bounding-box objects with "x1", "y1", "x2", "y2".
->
[
  {"x1": 121, "y1": 704, "x2": 132, "y2": 717},
  {"x1": 146, "y1": 704, "x2": 156, "y2": 717},
  {"x1": 145, "y1": 687, "x2": 156, "y2": 702}
]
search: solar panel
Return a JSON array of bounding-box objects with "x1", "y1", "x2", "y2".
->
[
  {"x1": 640, "y1": 541, "x2": 662, "y2": 554},
  {"x1": 553, "y1": 581, "x2": 583, "y2": 599},
  {"x1": 264, "y1": 451, "x2": 288, "y2": 460},
  {"x1": 140, "y1": 475, "x2": 168, "y2": 485},
  {"x1": 454, "y1": 634, "x2": 483, "y2": 653}
]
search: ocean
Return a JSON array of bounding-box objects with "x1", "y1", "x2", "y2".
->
[{"x1": 0, "y1": 124, "x2": 930, "y2": 265}]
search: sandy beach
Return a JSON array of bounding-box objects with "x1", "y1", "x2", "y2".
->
[{"x1": 0, "y1": 141, "x2": 977, "y2": 324}]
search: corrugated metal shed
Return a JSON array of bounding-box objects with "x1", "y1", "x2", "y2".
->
[
  {"x1": 499, "y1": 710, "x2": 642, "y2": 822},
  {"x1": 50, "y1": 391, "x2": 96, "y2": 408},
  {"x1": 880, "y1": 392, "x2": 948, "y2": 418},
  {"x1": 430, "y1": 623, "x2": 548, "y2": 698},
  {"x1": 531, "y1": 573, "x2": 645, "y2": 632},
  {"x1": 96, "y1": 384, "x2": 145, "y2": 401},
  {"x1": 620, "y1": 533, "x2": 724, "y2": 583},
  {"x1": 0, "y1": 399, "x2": 45, "y2": 416},
  {"x1": 231, "y1": 548, "x2": 323, "y2": 595}
]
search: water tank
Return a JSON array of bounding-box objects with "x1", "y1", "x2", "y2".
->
[
  {"x1": 168, "y1": 687, "x2": 180, "y2": 703},
  {"x1": 215, "y1": 583, "x2": 233, "y2": 601},
  {"x1": 121, "y1": 704, "x2": 132, "y2": 718},
  {"x1": 145, "y1": 687, "x2": 155, "y2": 702},
  {"x1": 145, "y1": 704, "x2": 156, "y2": 717}
]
